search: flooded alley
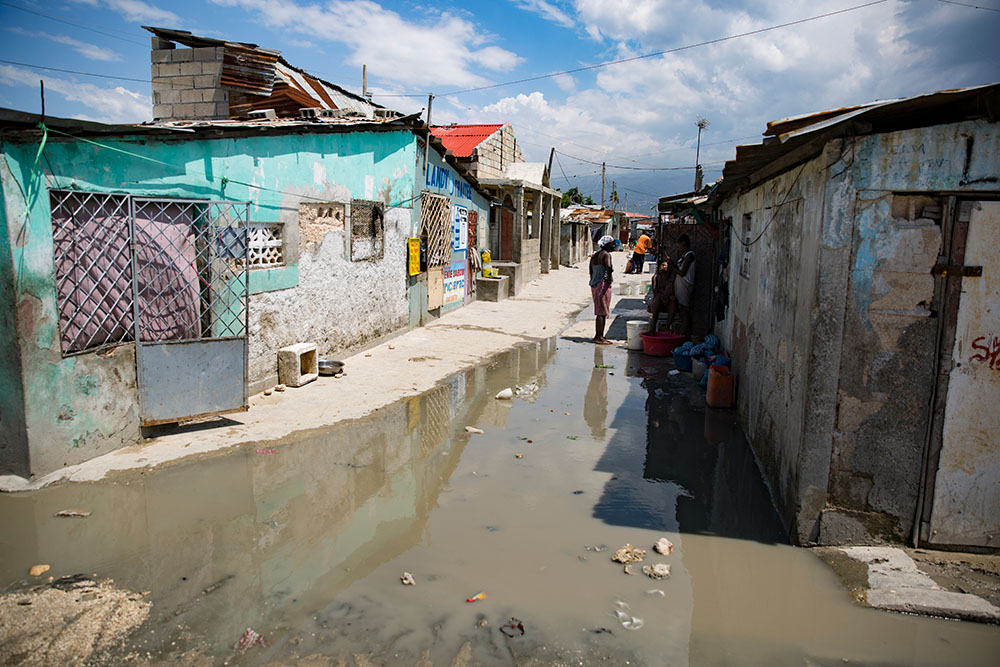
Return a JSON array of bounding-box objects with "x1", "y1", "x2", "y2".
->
[{"x1": 2, "y1": 307, "x2": 999, "y2": 666}]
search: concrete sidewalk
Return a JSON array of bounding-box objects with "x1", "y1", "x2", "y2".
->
[{"x1": 2, "y1": 253, "x2": 646, "y2": 491}]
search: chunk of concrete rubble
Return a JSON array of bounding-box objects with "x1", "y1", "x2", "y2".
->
[
  {"x1": 642, "y1": 563, "x2": 671, "y2": 580},
  {"x1": 653, "y1": 537, "x2": 674, "y2": 555},
  {"x1": 612, "y1": 544, "x2": 646, "y2": 564},
  {"x1": 841, "y1": 546, "x2": 1000, "y2": 623}
]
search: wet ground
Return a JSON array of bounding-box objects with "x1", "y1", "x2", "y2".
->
[{"x1": 2, "y1": 306, "x2": 1000, "y2": 666}]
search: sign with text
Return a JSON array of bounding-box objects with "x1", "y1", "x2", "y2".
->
[
  {"x1": 408, "y1": 237, "x2": 421, "y2": 276},
  {"x1": 443, "y1": 256, "x2": 466, "y2": 306},
  {"x1": 452, "y1": 205, "x2": 468, "y2": 251}
]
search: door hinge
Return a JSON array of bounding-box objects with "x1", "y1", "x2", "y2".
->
[{"x1": 932, "y1": 263, "x2": 983, "y2": 277}]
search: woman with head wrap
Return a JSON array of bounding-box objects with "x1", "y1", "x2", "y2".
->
[{"x1": 589, "y1": 235, "x2": 616, "y2": 345}]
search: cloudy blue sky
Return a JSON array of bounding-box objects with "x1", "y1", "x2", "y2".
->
[{"x1": 0, "y1": 0, "x2": 997, "y2": 210}]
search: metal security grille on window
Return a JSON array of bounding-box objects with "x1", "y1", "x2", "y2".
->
[
  {"x1": 249, "y1": 223, "x2": 284, "y2": 267},
  {"x1": 350, "y1": 199, "x2": 384, "y2": 261},
  {"x1": 740, "y1": 214, "x2": 752, "y2": 278},
  {"x1": 49, "y1": 191, "x2": 250, "y2": 355},
  {"x1": 132, "y1": 199, "x2": 249, "y2": 342},
  {"x1": 50, "y1": 191, "x2": 135, "y2": 354},
  {"x1": 420, "y1": 192, "x2": 450, "y2": 268}
]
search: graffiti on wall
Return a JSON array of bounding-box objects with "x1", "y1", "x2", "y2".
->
[{"x1": 970, "y1": 334, "x2": 1000, "y2": 370}]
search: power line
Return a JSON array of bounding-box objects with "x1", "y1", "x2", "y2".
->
[
  {"x1": 441, "y1": 0, "x2": 889, "y2": 97},
  {"x1": 934, "y1": 0, "x2": 1000, "y2": 11},
  {"x1": 556, "y1": 149, "x2": 697, "y2": 171},
  {"x1": 0, "y1": 1, "x2": 149, "y2": 46},
  {"x1": 0, "y1": 59, "x2": 149, "y2": 83}
]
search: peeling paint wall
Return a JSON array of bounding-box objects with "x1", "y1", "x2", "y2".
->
[
  {"x1": 1, "y1": 127, "x2": 450, "y2": 477},
  {"x1": 719, "y1": 118, "x2": 999, "y2": 546}
]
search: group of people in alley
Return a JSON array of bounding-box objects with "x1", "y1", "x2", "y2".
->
[{"x1": 589, "y1": 231, "x2": 695, "y2": 345}]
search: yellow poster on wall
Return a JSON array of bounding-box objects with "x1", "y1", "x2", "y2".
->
[{"x1": 408, "y1": 237, "x2": 421, "y2": 276}]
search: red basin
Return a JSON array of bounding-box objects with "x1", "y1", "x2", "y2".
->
[{"x1": 640, "y1": 331, "x2": 684, "y2": 356}]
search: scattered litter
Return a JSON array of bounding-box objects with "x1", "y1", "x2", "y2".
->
[
  {"x1": 668, "y1": 370, "x2": 680, "y2": 376},
  {"x1": 564, "y1": 412, "x2": 570, "y2": 416},
  {"x1": 29, "y1": 564, "x2": 50, "y2": 577},
  {"x1": 263, "y1": 388, "x2": 273, "y2": 396},
  {"x1": 274, "y1": 384, "x2": 286, "y2": 392},
  {"x1": 515, "y1": 453, "x2": 524, "y2": 459},
  {"x1": 255, "y1": 448, "x2": 278, "y2": 455},
  {"x1": 465, "y1": 592, "x2": 486, "y2": 603},
  {"x1": 500, "y1": 618, "x2": 525, "y2": 637},
  {"x1": 518, "y1": 436, "x2": 528, "y2": 440},
  {"x1": 590, "y1": 627, "x2": 613, "y2": 634},
  {"x1": 477, "y1": 618, "x2": 488, "y2": 627},
  {"x1": 465, "y1": 426, "x2": 484, "y2": 434},
  {"x1": 653, "y1": 537, "x2": 674, "y2": 555},
  {"x1": 495, "y1": 388, "x2": 514, "y2": 400},
  {"x1": 654, "y1": 388, "x2": 665, "y2": 399},
  {"x1": 400, "y1": 572, "x2": 415, "y2": 586},
  {"x1": 515, "y1": 382, "x2": 539, "y2": 399},
  {"x1": 595, "y1": 364, "x2": 615, "y2": 369},
  {"x1": 585, "y1": 544, "x2": 608, "y2": 552},
  {"x1": 612, "y1": 601, "x2": 644, "y2": 631},
  {"x1": 265, "y1": 520, "x2": 279, "y2": 527},
  {"x1": 388, "y1": 345, "x2": 395, "y2": 350},
  {"x1": 54, "y1": 510, "x2": 90, "y2": 518},
  {"x1": 623, "y1": 564, "x2": 634, "y2": 575},
  {"x1": 232, "y1": 627, "x2": 268, "y2": 653},
  {"x1": 612, "y1": 544, "x2": 646, "y2": 564},
  {"x1": 572, "y1": 490, "x2": 584, "y2": 495},
  {"x1": 485, "y1": 526, "x2": 498, "y2": 532},
  {"x1": 566, "y1": 435, "x2": 580, "y2": 440},
  {"x1": 645, "y1": 589, "x2": 666, "y2": 597},
  {"x1": 642, "y1": 563, "x2": 671, "y2": 580}
]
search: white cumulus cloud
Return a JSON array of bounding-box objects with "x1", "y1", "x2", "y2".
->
[{"x1": 0, "y1": 65, "x2": 150, "y2": 124}]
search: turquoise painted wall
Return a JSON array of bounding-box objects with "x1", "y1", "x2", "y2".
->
[
  {"x1": 1, "y1": 127, "x2": 420, "y2": 477},
  {"x1": 0, "y1": 150, "x2": 29, "y2": 475}
]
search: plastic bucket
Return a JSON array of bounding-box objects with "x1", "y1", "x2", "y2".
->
[
  {"x1": 626, "y1": 320, "x2": 649, "y2": 350},
  {"x1": 673, "y1": 347, "x2": 693, "y2": 372},
  {"x1": 692, "y1": 357, "x2": 707, "y2": 381}
]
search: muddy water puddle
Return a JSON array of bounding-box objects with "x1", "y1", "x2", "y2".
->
[{"x1": 2, "y1": 332, "x2": 999, "y2": 666}]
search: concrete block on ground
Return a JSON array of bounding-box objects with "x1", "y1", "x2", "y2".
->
[
  {"x1": 278, "y1": 343, "x2": 318, "y2": 388},
  {"x1": 476, "y1": 276, "x2": 509, "y2": 302}
]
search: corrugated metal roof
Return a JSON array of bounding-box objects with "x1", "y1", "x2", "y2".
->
[
  {"x1": 713, "y1": 83, "x2": 1000, "y2": 198},
  {"x1": 429, "y1": 124, "x2": 503, "y2": 157},
  {"x1": 144, "y1": 26, "x2": 390, "y2": 120}
]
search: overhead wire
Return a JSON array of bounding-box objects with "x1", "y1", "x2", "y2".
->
[
  {"x1": 0, "y1": 1, "x2": 149, "y2": 46},
  {"x1": 933, "y1": 0, "x2": 1000, "y2": 11}
]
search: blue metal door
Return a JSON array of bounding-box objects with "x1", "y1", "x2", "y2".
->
[{"x1": 131, "y1": 198, "x2": 250, "y2": 426}]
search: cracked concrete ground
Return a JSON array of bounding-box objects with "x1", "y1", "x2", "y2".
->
[{"x1": 814, "y1": 545, "x2": 1000, "y2": 623}]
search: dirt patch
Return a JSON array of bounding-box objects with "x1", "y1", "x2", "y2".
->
[{"x1": 0, "y1": 575, "x2": 151, "y2": 666}]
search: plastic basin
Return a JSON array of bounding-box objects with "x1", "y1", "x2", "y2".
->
[{"x1": 640, "y1": 331, "x2": 684, "y2": 356}]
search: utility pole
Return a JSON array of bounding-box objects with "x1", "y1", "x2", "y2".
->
[
  {"x1": 694, "y1": 116, "x2": 709, "y2": 191},
  {"x1": 362, "y1": 64, "x2": 367, "y2": 98},
  {"x1": 547, "y1": 147, "x2": 555, "y2": 181},
  {"x1": 423, "y1": 94, "x2": 434, "y2": 188},
  {"x1": 601, "y1": 162, "x2": 606, "y2": 207}
]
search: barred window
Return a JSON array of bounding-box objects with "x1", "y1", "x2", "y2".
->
[
  {"x1": 350, "y1": 199, "x2": 384, "y2": 261},
  {"x1": 420, "y1": 192, "x2": 451, "y2": 268},
  {"x1": 248, "y1": 223, "x2": 284, "y2": 268}
]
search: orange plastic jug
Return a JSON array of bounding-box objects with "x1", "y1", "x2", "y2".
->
[{"x1": 706, "y1": 365, "x2": 735, "y2": 408}]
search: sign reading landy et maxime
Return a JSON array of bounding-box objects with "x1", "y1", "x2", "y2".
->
[{"x1": 426, "y1": 164, "x2": 473, "y2": 201}]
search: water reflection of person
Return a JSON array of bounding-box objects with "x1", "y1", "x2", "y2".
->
[{"x1": 584, "y1": 346, "x2": 609, "y2": 438}]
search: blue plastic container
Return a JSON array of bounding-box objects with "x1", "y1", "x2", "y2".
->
[{"x1": 673, "y1": 347, "x2": 693, "y2": 372}]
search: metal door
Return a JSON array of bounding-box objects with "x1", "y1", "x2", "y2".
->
[
  {"x1": 925, "y1": 201, "x2": 1000, "y2": 547},
  {"x1": 500, "y1": 208, "x2": 514, "y2": 260},
  {"x1": 131, "y1": 198, "x2": 250, "y2": 426}
]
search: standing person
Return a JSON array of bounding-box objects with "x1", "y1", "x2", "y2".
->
[
  {"x1": 589, "y1": 235, "x2": 615, "y2": 345},
  {"x1": 648, "y1": 260, "x2": 675, "y2": 332},
  {"x1": 672, "y1": 234, "x2": 696, "y2": 339},
  {"x1": 628, "y1": 231, "x2": 652, "y2": 274}
]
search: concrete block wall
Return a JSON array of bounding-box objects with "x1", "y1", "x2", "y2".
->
[
  {"x1": 471, "y1": 124, "x2": 525, "y2": 180},
  {"x1": 151, "y1": 41, "x2": 228, "y2": 120}
]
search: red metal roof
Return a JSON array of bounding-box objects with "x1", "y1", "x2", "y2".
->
[{"x1": 429, "y1": 124, "x2": 503, "y2": 157}]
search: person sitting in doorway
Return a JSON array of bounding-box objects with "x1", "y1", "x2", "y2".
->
[
  {"x1": 648, "y1": 260, "x2": 675, "y2": 332},
  {"x1": 589, "y1": 235, "x2": 616, "y2": 345}
]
